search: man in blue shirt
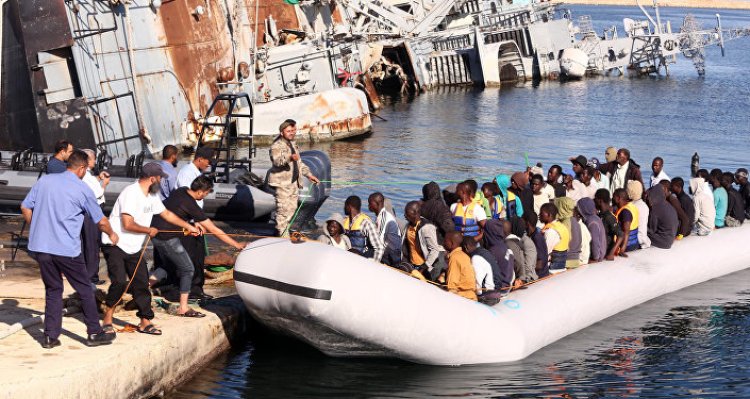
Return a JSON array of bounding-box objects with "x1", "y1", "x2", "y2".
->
[
  {"x1": 46, "y1": 139, "x2": 73, "y2": 174},
  {"x1": 21, "y1": 150, "x2": 119, "y2": 349},
  {"x1": 709, "y1": 169, "x2": 728, "y2": 228},
  {"x1": 158, "y1": 144, "x2": 179, "y2": 200}
]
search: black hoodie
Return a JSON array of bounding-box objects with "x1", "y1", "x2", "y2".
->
[
  {"x1": 647, "y1": 186, "x2": 679, "y2": 249},
  {"x1": 483, "y1": 219, "x2": 515, "y2": 289},
  {"x1": 421, "y1": 182, "x2": 455, "y2": 241}
]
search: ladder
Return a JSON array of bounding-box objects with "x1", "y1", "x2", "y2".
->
[{"x1": 195, "y1": 93, "x2": 254, "y2": 184}]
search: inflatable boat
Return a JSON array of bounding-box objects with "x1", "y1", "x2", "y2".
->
[
  {"x1": 0, "y1": 150, "x2": 330, "y2": 225},
  {"x1": 234, "y1": 224, "x2": 750, "y2": 365}
]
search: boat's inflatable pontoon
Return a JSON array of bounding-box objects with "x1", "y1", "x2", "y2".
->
[{"x1": 234, "y1": 225, "x2": 750, "y2": 365}]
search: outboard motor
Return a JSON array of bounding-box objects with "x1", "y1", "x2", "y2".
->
[{"x1": 293, "y1": 150, "x2": 331, "y2": 232}]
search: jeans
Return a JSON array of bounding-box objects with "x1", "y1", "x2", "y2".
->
[{"x1": 151, "y1": 237, "x2": 194, "y2": 294}]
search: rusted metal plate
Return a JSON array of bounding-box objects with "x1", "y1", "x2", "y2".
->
[
  {"x1": 159, "y1": 0, "x2": 235, "y2": 115},
  {"x1": 249, "y1": 0, "x2": 300, "y2": 47}
]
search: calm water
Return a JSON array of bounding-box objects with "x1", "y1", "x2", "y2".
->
[{"x1": 171, "y1": 5, "x2": 750, "y2": 398}]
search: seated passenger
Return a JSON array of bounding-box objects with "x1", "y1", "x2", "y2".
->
[
  {"x1": 563, "y1": 170, "x2": 587, "y2": 203},
  {"x1": 646, "y1": 185, "x2": 679, "y2": 249},
  {"x1": 580, "y1": 167, "x2": 599, "y2": 199},
  {"x1": 368, "y1": 192, "x2": 402, "y2": 266},
  {"x1": 511, "y1": 172, "x2": 534, "y2": 217},
  {"x1": 401, "y1": 201, "x2": 446, "y2": 281},
  {"x1": 660, "y1": 180, "x2": 691, "y2": 239},
  {"x1": 709, "y1": 169, "x2": 728, "y2": 228},
  {"x1": 451, "y1": 182, "x2": 487, "y2": 242},
  {"x1": 594, "y1": 189, "x2": 622, "y2": 259},
  {"x1": 735, "y1": 168, "x2": 750, "y2": 219},
  {"x1": 554, "y1": 197, "x2": 582, "y2": 269},
  {"x1": 539, "y1": 203, "x2": 570, "y2": 274},
  {"x1": 722, "y1": 172, "x2": 745, "y2": 227},
  {"x1": 443, "y1": 231, "x2": 478, "y2": 301},
  {"x1": 482, "y1": 182, "x2": 504, "y2": 220},
  {"x1": 496, "y1": 174, "x2": 524, "y2": 221},
  {"x1": 343, "y1": 196, "x2": 385, "y2": 261},
  {"x1": 531, "y1": 173, "x2": 555, "y2": 217},
  {"x1": 461, "y1": 237, "x2": 495, "y2": 295},
  {"x1": 626, "y1": 180, "x2": 650, "y2": 249},
  {"x1": 317, "y1": 214, "x2": 352, "y2": 250},
  {"x1": 421, "y1": 181, "x2": 455, "y2": 242},
  {"x1": 482, "y1": 219, "x2": 515, "y2": 291},
  {"x1": 467, "y1": 179, "x2": 492, "y2": 218},
  {"x1": 670, "y1": 177, "x2": 695, "y2": 237},
  {"x1": 609, "y1": 188, "x2": 640, "y2": 257},
  {"x1": 577, "y1": 197, "x2": 606, "y2": 263},
  {"x1": 502, "y1": 219, "x2": 537, "y2": 287},
  {"x1": 689, "y1": 177, "x2": 716, "y2": 236},
  {"x1": 547, "y1": 165, "x2": 567, "y2": 198},
  {"x1": 523, "y1": 212, "x2": 549, "y2": 278}
]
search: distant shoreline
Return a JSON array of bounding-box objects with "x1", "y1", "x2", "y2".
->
[{"x1": 559, "y1": 0, "x2": 750, "y2": 10}]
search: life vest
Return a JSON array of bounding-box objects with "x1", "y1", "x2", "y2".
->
[
  {"x1": 503, "y1": 192, "x2": 521, "y2": 220},
  {"x1": 615, "y1": 202, "x2": 640, "y2": 248},
  {"x1": 344, "y1": 213, "x2": 371, "y2": 254},
  {"x1": 453, "y1": 202, "x2": 480, "y2": 237},
  {"x1": 542, "y1": 220, "x2": 570, "y2": 252},
  {"x1": 489, "y1": 195, "x2": 504, "y2": 220}
]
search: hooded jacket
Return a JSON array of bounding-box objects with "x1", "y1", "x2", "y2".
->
[
  {"x1": 421, "y1": 182, "x2": 455, "y2": 239},
  {"x1": 646, "y1": 186, "x2": 679, "y2": 249},
  {"x1": 401, "y1": 217, "x2": 445, "y2": 271},
  {"x1": 495, "y1": 174, "x2": 524, "y2": 219},
  {"x1": 554, "y1": 197, "x2": 581, "y2": 262},
  {"x1": 483, "y1": 219, "x2": 515, "y2": 289},
  {"x1": 506, "y1": 233, "x2": 538, "y2": 283},
  {"x1": 689, "y1": 178, "x2": 716, "y2": 233},
  {"x1": 667, "y1": 193, "x2": 691, "y2": 237},
  {"x1": 577, "y1": 198, "x2": 606, "y2": 261}
]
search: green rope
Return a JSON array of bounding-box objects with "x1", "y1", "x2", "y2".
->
[
  {"x1": 318, "y1": 177, "x2": 495, "y2": 187},
  {"x1": 281, "y1": 187, "x2": 311, "y2": 237}
]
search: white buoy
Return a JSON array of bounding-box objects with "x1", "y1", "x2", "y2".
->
[{"x1": 559, "y1": 48, "x2": 590, "y2": 78}]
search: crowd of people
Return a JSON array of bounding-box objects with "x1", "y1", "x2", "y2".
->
[
  {"x1": 317, "y1": 147, "x2": 750, "y2": 304},
  {"x1": 21, "y1": 140, "x2": 247, "y2": 348}
]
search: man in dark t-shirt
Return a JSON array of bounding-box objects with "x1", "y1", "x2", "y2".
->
[
  {"x1": 594, "y1": 189, "x2": 623, "y2": 260},
  {"x1": 151, "y1": 176, "x2": 247, "y2": 304}
]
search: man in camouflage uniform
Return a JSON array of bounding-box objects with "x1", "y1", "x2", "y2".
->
[{"x1": 269, "y1": 119, "x2": 320, "y2": 237}]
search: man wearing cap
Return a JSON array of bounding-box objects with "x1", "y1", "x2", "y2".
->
[
  {"x1": 736, "y1": 168, "x2": 750, "y2": 219},
  {"x1": 269, "y1": 119, "x2": 319, "y2": 237},
  {"x1": 101, "y1": 162, "x2": 201, "y2": 336},
  {"x1": 21, "y1": 150, "x2": 119, "y2": 349},
  {"x1": 570, "y1": 155, "x2": 588, "y2": 180}
]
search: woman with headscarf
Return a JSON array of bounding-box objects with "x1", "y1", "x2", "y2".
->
[{"x1": 495, "y1": 174, "x2": 524, "y2": 221}]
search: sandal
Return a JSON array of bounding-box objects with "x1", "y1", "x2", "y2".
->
[
  {"x1": 102, "y1": 324, "x2": 116, "y2": 334},
  {"x1": 137, "y1": 324, "x2": 162, "y2": 335},
  {"x1": 177, "y1": 309, "x2": 206, "y2": 318}
]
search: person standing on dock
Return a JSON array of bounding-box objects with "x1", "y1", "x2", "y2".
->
[
  {"x1": 101, "y1": 163, "x2": 201, "y2": 336},
  {"x1": 21, "y1": 150, "x2": 119, "y2": 348},
  {"x1": 159, "y1": 145, "x2": 179, "y2": 200},
  {"x1": 81, "y1": 149, "x2": 110, "y2": 285},
  {"x1": 269, "y1": 119, "x2": 319, "y2": 237},
  {"x1": 46, "y1": 140, "x2": 73, "y2": 174}
]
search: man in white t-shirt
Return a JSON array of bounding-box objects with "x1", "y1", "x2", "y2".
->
[
  {"x1": 531, "y1": 174, "x2": 555, "y2": 217},
  {"x1": 176, "y1": 146, "x2": 213, "y2": 208},
  {"x1": 450, "y1": 182, "x2": 487, "y2": 243},
  {"x1": 102, "y1": 163, "x2": 200, "y2": 336}
]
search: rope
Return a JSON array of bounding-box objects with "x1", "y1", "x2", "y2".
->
[{"x1": 318, "y1": 177, "x2": 495, "y2": 187}]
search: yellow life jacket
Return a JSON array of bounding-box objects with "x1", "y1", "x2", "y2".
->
[
  {"x1": 453, "y1": 202, "x2": 480, "y2": 237},
  {"x1": 543, "y1": 220, "x2": 570, "y2": 252},
  {"x1": 343, "y1": 213, "x2": 371, "y2": 253},
  {"x1": 615, "y1": 202, "x2": 640, "y2": 230}
]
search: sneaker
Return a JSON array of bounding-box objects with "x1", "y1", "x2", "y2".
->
[
  {"x1": 42, "y1": 336, "x2": 61, "y2": 349},
  {"x1": 86, "y1": 331, "x2": 116, "y2": 347}
]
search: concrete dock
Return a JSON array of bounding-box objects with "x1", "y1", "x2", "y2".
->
[{"x1": 0, "y1": 216, "x2": 250, "y2": 398}]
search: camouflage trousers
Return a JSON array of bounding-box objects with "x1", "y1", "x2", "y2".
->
[{"x1": 274, "y1": 184, "x2": 299, "y2": 237}]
